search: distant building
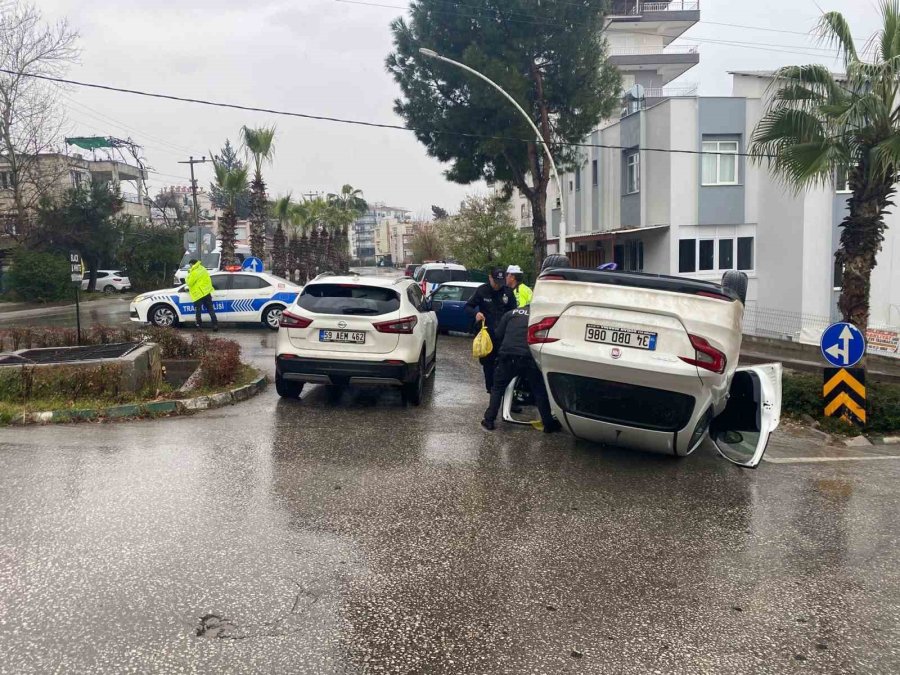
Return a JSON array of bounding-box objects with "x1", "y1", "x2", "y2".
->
[
  {"x1": 351, "y1": 203, "x2": 411, "y2": 263},
  {"x1": 0, "y1": 152, "x2": 150, "y2": 228}
]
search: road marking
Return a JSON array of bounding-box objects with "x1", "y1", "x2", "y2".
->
[{"x1": 764, "y1": 455, "x2": 900, "y2": 464}]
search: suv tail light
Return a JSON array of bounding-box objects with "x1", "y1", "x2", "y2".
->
[
  {"x1": 680, "y1": 335, "x2": 727, "y2": 374},
  {"x1": 280, "y1": 310, "x2": 312, "y2": 329},
  {"x1": 527, "y1": 316, "x2": 560, "y2": 344},
  {"x1": 374, "y1": 316, "x2": 418, "y2": 334}
]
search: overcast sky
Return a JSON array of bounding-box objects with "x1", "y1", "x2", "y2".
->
[{"x1": 39, "y1": 0, "x2": 883, "y2": 215}]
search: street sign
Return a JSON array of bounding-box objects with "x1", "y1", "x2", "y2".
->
[
  {"x1": 241, "y1": 256, "x2": 264, "y2": 273},
  {"x1": 823, "y1": 368, "x2": 866, "y2": 426},
  {"x1": 820, "y1": 321, "x2": 866, "y2": 368},
  {"x1": 69, "y1": 251, "x2": 83, "y2": 283}
]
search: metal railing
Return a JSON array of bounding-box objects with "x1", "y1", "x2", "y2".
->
[
  {"x1": 610, "y1": 44, "x2": 698, "y2": 56},
  {"x1": 742, "y1": 303, "x2": 899, "y2": 358},
  {"x1": 609, "y1": 1, "x2": 700, "y2": 16},
  {"x1": 643, "y1": 83, "x2": 699, "y2": 97}
]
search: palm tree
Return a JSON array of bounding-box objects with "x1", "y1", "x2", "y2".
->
[
  {"x1": 271, "y1": 194, "x2": 292, "y2": 278},
  {"x1": 750, "y1": 1, "x2": 900, "y2": 335},
  {"x1": 212, "y1": 159, "x2": 249, "y2": 266},
  {"x1": 328, "y1": 184, "x2": 367, "y2": 267},
  {"x1": 241, "y1": 125, "x2": 276, "y2": 260}
]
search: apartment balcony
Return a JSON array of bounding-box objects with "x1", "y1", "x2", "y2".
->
[
  {"x1": 607, "y1": 1, "x2": 700, "y2": 42},
  {"x1": 609, "y1": 44, "x2": 699, "y2": 80},
  {"x1": 620, "y1": 82, "x2": 698, "y2": 116}
]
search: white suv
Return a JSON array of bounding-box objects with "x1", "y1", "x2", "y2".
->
[
  {"x1": 413, "y1": 262, "x2": 468, "y2": 296},
  {"x1": 275, "y1": 275, "x2": 438, "y2": 405},
  {"x1": 81, "y1": 270, "x2": 131, "y2": 293},
  {"x1": 528, "y1": 265, "x2": 782, "y2": 468}
]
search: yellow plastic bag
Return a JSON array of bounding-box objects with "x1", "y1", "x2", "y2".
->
[{"x1": 472, "y1": 323, "x2": 493, "y2": 359}]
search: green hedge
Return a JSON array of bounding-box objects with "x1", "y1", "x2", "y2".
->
[
  {"x1": 6, "y1": 249, "x2": 72, "y2": 302},
  {"x1": 783, "y1": 371, "x2": 900, "y2": 435}
]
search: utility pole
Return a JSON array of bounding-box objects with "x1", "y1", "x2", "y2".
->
[{"x1": 178, "y1": 156, "x2": 210, "y2": 254}]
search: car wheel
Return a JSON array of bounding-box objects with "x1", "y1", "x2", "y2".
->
[
  {"x1": 275, "y1": 371, "x2": 304, "y2": 398},
  {"x1": 263, "y1": 304, "x2": 285, "y2": 331},
  {"x1": 103, "y1": 285, "x2": 116, "y2": 294},
  {"x1": 402, "y1": 351, "x2": 426, "y2": 406},
  {"x1": 721, "y1": 270, "x2": 749, "y2": 304},
  {"x1": 149, "y1": 304, "x2": 178, "y2": 328}
]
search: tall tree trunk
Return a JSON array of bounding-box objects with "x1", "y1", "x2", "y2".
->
[
  {"x1": 321, "y1": 229, "x2": 333, "y2": 272},
  {"x1": 299, "y1": 232, "x2": 309, "y2": 282},
  {"x1": 248, "y1": 175, "x2": 267, "y2": 259},
  {"x1": 836, "y1": 173, "x2": 892, "y2": 336},
  {"x1": 272, "y1": 224, "x2": 287, "y2": 277},
  {"x1": 530, "y1": 190, "x2": 548, "y2": 274},
  {"x1": 288, "y1": 234, "x2": 299, "y2": 282},
  {"x1": 309, "y1": 228, "x2": 320, "y2": 277},
  {"x1": 220, "y1": 208, "x2": 237, "y2": 265}
]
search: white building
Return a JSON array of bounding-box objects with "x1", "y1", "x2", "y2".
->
[{"x1": 352, "y1": 203, "x2": 411, "y2": 264}]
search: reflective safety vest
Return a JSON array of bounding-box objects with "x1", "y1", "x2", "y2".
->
[{"x1": 513, "y1": 283, "x2": 533, "y2": 307}]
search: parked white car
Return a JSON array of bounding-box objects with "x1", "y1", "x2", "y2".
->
[
  {"x1": 275, "y1": 274, "x2": 438, "y2": 405},
  {"x1": 81, "y1": 270, "x2": 131, "y2": 293},
  {"x1": 527, "y1": 265, "x2": 782, "y2": 468},
  {"x1": 129, "y1": 271, "x2": 301, "y2": 330},
  {"x1": 413, "y1": 261, "x2": 468, "y2": 296}
]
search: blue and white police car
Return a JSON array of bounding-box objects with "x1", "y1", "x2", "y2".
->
[{"x1": 129, "y1": 271, "x2": 302, "y2": 330}]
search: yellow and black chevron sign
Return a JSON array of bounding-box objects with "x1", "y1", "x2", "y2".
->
[{"x1": 823, "y1": 368, "x2": 866, "y2": 425}]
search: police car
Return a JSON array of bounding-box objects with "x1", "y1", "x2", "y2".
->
[{"x1": 129, "y1": 271, "x2": 302, "y2": 330}]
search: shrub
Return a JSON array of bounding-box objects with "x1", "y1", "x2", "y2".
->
[
  {"x1": 0, "y1": 363, "x2": 124, "y2": 403},
  {"x1": 143, "y1": 327, "x2": 194, "y2": 359},
  {"x1": 782, "y1": 371, "x2": 900, "y2": 435},
  {"x1": 196, "y1": 336, "x2": 242, "y2": 387},
  {"x1": 7, "y1": 249, "x2": 72, "y2": 302}
]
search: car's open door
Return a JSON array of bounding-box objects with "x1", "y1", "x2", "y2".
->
[{"x1": 710, "y1": 363, "x2": 782, "y2": 468}]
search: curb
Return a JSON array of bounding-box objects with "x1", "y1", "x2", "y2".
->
[{"x1": 9, "y1": 371, "x2": 267, "y2": 426}]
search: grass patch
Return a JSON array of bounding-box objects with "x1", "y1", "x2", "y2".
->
[{"x1": 783, "y1": 370, "x2": 900, "y2": 436}]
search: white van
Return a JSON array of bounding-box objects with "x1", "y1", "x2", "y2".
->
[{"x1": 173, "y1": 245, "x2": 252, "y2": 286}]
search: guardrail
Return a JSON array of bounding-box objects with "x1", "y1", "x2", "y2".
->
[
  {"x1": 643, "y1": 83, "x2": 699, "y2": 97},
  {"x1": 610, "y1": 1, "x2": 700, "y2": 16}
]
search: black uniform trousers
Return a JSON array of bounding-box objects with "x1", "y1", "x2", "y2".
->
[
  {"x1": 194, "y1": 294, "x2": 218, "y2": 327},
  {"x1": 483, "y1": 354, "x2": 554, "y2": 427},
  {"x1": 478, "y1": 327, "x2": 498, "y2": 393}
]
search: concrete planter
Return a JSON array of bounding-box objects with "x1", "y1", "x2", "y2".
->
[{"x1": 8, "y1": 371, "x2": 267, "y2": 426}]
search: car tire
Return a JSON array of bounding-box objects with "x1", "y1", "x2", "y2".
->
[
  {"x1": 721, "y1": 270, "x2": 749, "y2": 304},
  {"x1": 275, "y1": 372, "x2": 304, "y2": 398},
  {"x1": 402, "y1": 351, "x2": 426, "y2": 406},
  {"x1": 103, "y1": 285, "x2": 116, "y2": 294},
  {"x1": 149, "y1": 304, "x2": 178, "y2": 328},
  {"x1": 541, "y1": 254, "x2": 571, "y2": 272},
  {"x1": 262, "y1": 304, "x2": 285, "y2": 331}
]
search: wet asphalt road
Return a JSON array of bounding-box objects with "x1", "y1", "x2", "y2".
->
[{"x1": 1, "y1": 315, "x2": 900, "y2": 673}]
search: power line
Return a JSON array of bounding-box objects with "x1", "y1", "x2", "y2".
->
[
  {"x1": 9, "y1": 68, "x2": 774, "y2": 158},
  {"x1": 336, "y1": 0, "x2": 846, "y2": 58}
]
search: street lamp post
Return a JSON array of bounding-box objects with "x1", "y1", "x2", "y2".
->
[{"x1": 418, "y1": 47, "x2": 567, "y2": 253}]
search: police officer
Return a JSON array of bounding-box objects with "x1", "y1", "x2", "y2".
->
[
  {"x1": 480, "y1": 304, "x2": 561, "y2": 433},
  {"x1": 186, "y1": 259, "x2": 218, "y2": 331},
  {"x1": 465, "y1": 267, "x2": 516, "y2": 393},
  {"x1": 505, "y1": 264, "x2": 533, "y2": 307}
]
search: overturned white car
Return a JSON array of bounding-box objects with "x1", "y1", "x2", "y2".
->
[{"x1": 526, "y1": 263, "x2": 782, "y2": 468}]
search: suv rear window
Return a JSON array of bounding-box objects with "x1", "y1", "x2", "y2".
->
[
  {"x1": 547, "y1": 373, "x2": 695, "y2": 432},
  {"x1": 298, "y1": 284, "x2": 401, "y2": 315},
  {"x1": 424, "y1": 269, "x2": 468, "y2": 284}
]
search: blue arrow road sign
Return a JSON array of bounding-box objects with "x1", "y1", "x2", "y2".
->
[
  {"x1": 241, "y1": 256, "x2": 264, "y2": 273},
  {"x1": 821, "y1": 321, "x2": 866, "y2": 368}
]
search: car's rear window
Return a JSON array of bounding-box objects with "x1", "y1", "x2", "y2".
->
[
  {"x1": 424, "y1": 269, "x2": 468, "y2": 284},
  {"x1": 548, "y1": 373, "x2": 695, "y2": 432},
  {"x1": 298, "y1": 284, "x2": 400, "y2": 315}
]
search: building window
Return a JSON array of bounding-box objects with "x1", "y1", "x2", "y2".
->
[
  {"x1": 737, "y1": 236, "x2": 754, "y2": 270},
  {"x1": 699, "y1": 239, "x2": 715, "y2": 271},
  {"x1": 833, "y1": 259, "x2": 844, "y2": 289},
  {"x1": 701, "y1": 138, "x2": 739, "y2": 185},
  {"x1": 592, "y1": 159, "x2": 598, "y2": 186},
  {"x1": 718, "y1": 238, "x2": 734, "y2": 270},
  {"x1": 835, "y1": 165, "x2": 851, "y2": 193},
  {"x1": 575, "y1": 166, "x2": 581, "y2": 192},
  {"x1": 679, "y1": 239, "x2": 696, "y2": 273},
  {"x1": 0, "y1": 171, "x2": 11, "y2": 190},
  {"x1": 625, "y1": 151, "x2": 640, "y2": 194}
]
